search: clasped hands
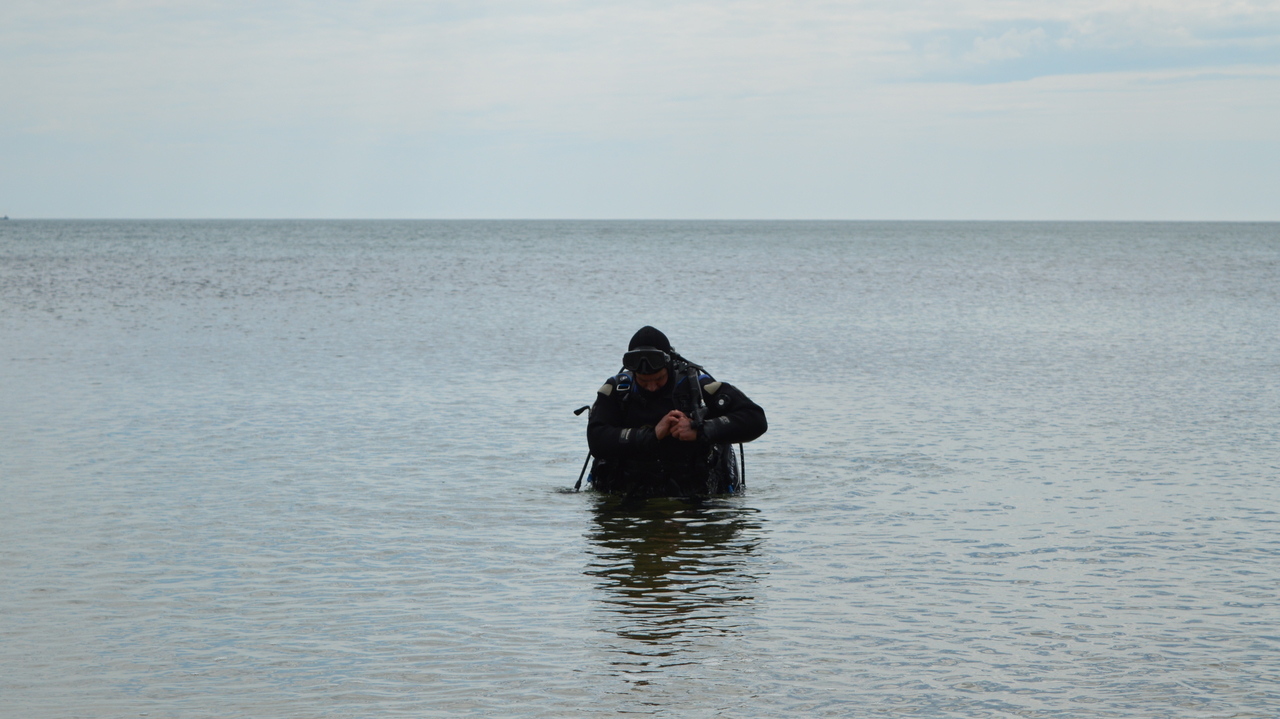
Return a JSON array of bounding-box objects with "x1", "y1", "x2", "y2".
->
[{"x1": 654, "y1": 410, "x2": 698, "y2": 442}]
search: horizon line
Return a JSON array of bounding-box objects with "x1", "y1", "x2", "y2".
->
[{"x1": 4, "y1": 217, "x2": 1278, "y2": 223}]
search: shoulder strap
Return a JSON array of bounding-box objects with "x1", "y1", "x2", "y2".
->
[{"x1": 598, "y1": 370, "x2": 633, "y2": 397}]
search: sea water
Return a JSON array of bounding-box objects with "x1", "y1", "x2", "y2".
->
[{"x1": 1, "y1": 220, "x2": 1277, "y2": 718}]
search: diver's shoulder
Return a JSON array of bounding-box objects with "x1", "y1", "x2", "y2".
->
[{"x1": 597, "y1": 370, "x2": 633, "y2": 396}]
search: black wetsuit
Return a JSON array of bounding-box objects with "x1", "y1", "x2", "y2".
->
[{"x1": 586, "y1": 367, "x2": 767, "y2": 497}]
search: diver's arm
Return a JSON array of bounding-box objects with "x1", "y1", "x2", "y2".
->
[
  {"x1": 698, "y1": 382, "x2": 767, "y2": 444},
  {"x1": 585, "y1": 384, "x2": 668, "y2": 457}
]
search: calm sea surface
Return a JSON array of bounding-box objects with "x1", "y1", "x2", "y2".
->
[{"x1": 2, "y1": 220, "x2": 1277, "y2": 718}]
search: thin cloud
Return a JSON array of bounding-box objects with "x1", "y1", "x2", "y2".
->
[
  {"x1": 907, "y1": 6, "x2": 1280, "y2": 83},
  {"x1": 1, "y1": 0, "x2": 1277, "y2": 218}
]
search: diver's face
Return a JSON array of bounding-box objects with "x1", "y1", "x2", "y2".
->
[{"x1": 635, "y1": 368, "x2": 668, "y2": 392}]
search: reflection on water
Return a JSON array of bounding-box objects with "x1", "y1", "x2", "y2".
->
[{"x1": 583, "y1": 497, "x2": 765, "y2": 678}]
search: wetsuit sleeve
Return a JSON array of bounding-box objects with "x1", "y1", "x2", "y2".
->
[
  {"x1": 586, "y1": 380, "x2": 657, "y2": 458},
  {"x1": 699, "y1": 381, "x2": 767, "y2": 445}
]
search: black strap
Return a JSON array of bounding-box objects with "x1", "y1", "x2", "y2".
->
[
  {"x1": 574, "y1": 453, "x2": 591, "y2": 492},
  {"x1": 574, "y1": 404, "x2": 592, "y2": 491}
]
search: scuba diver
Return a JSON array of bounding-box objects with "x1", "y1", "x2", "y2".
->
[{"x1": 584, "y1": 326, "x2": 767, "y2": 498}]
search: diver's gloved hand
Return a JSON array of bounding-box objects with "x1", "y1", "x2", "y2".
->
[
  {"x1": 671, "y1": 411, "x2": 700, "y2": 442},
  {"x1": 655, "y1": 411, "x2": 696, "y2": 440},
  {"x1": 655, "y1": 410, "x2": 684, "y2": 441}
]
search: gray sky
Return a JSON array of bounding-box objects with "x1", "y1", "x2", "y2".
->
[{"x1": 3, "y1": 0, "x2": 1278, "y2": 219}]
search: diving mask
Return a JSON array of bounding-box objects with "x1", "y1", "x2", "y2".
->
[{"x1": 622, "y1": 348, "x2": 670, "y2": 374}]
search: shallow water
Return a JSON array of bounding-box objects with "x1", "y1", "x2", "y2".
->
[{"x1": 2, "y1": 220, "x2": 1278, "y2": 717}]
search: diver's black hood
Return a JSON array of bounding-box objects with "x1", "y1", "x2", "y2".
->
[{"x1": 628, "y1": 326, "x2": 672, "y2": 352}]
